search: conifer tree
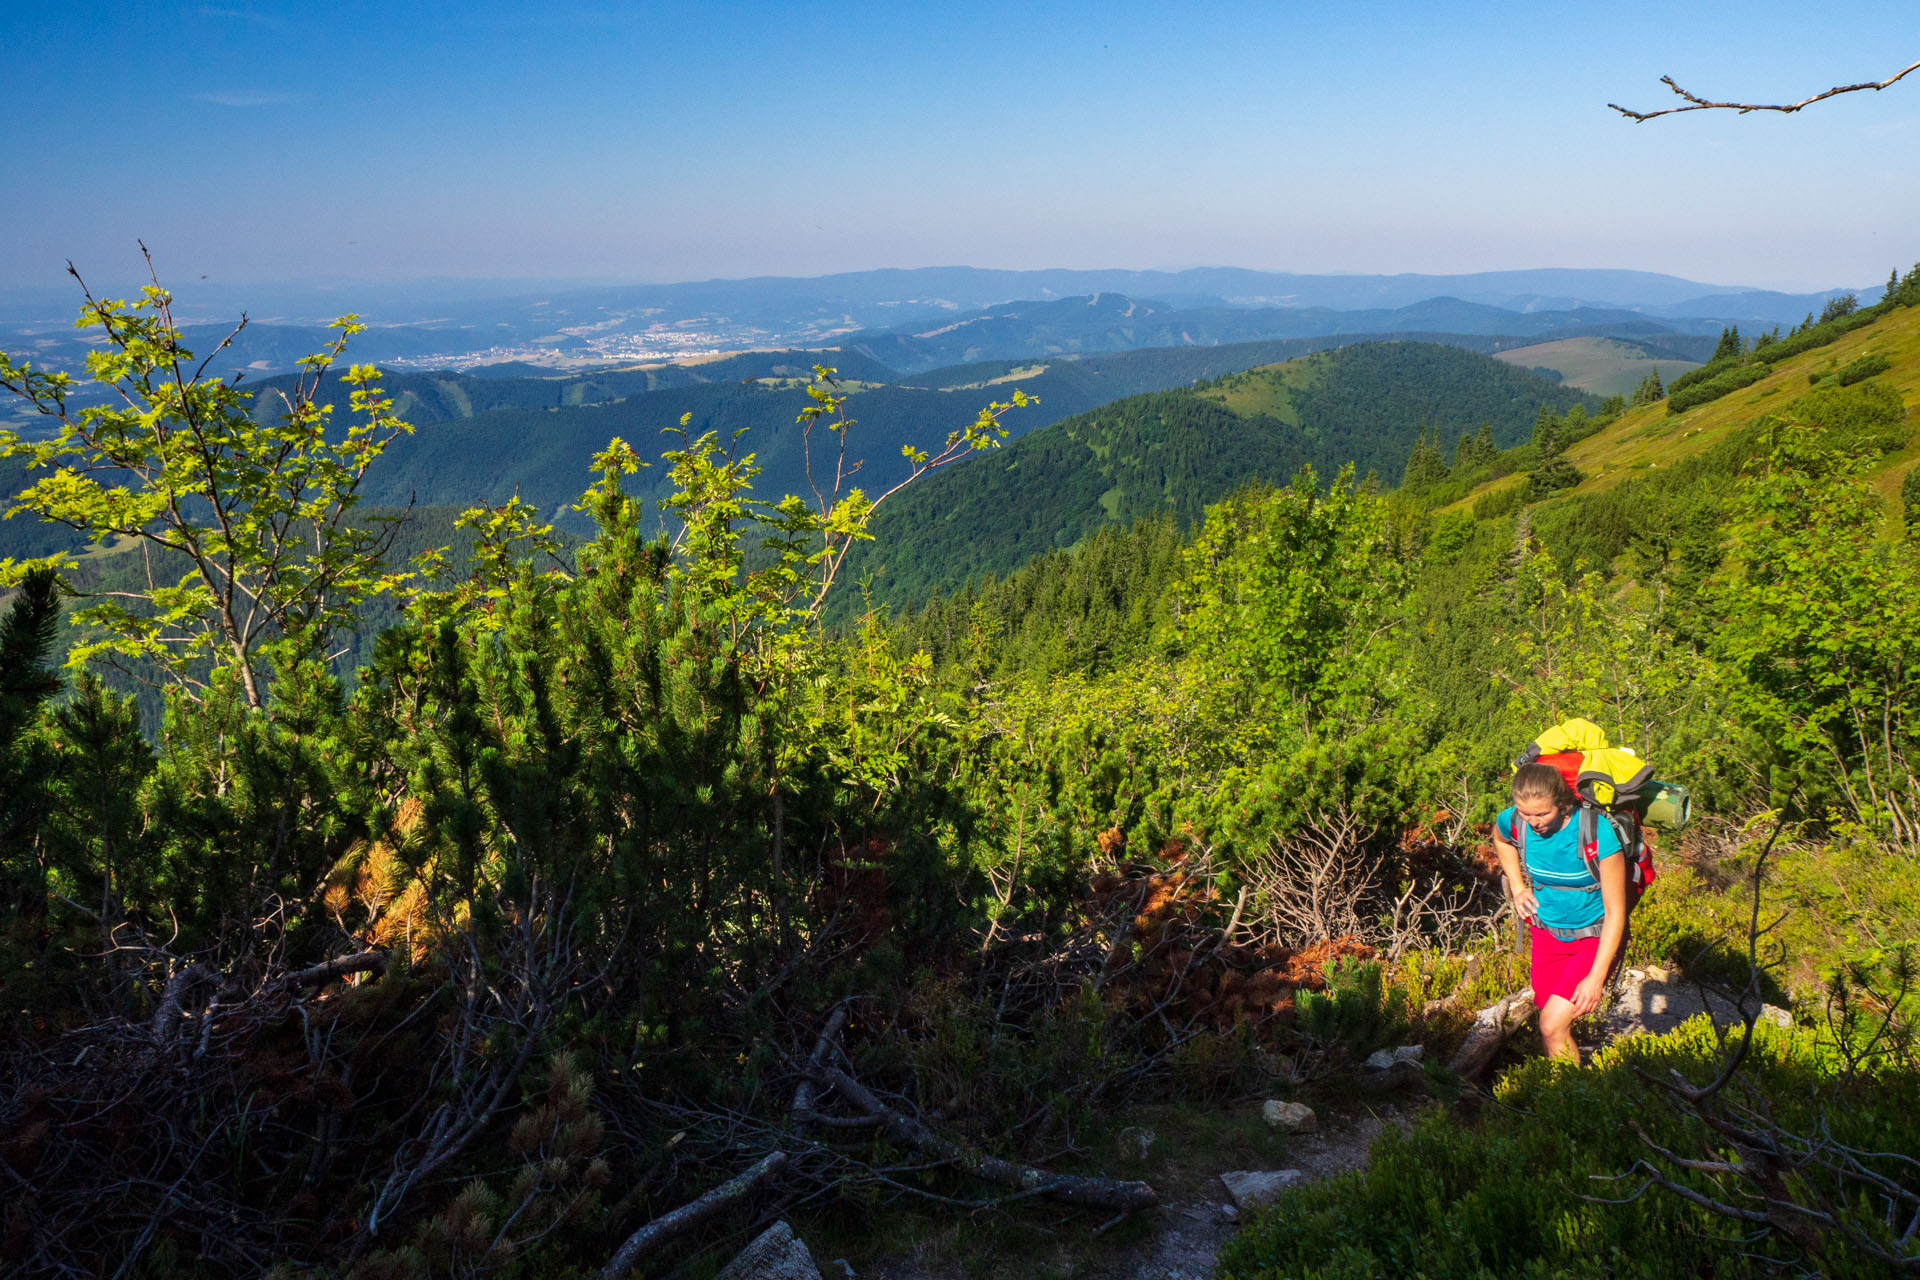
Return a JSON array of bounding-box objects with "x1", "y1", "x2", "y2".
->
[
  {"x1": 1899, "y1": 263, "x2": 1920, "y2": 306},
  {"x1": 1711, "y1": 326, "x2": 1742, "y2": 363},
  {"x1": 1532, "y1": 405, "x2": 1565, "y2": 458},
  {"x1": 0, "y1": 567, "x2": 62, "y2": 862},
  {"x1": 1400, "y1": 425, "x2": 1448, "y2": 495},
  {"x1": 0, "y1": 567, "x2": 60, "y2": 757},
  {"x1": 1474, "y1": 420, "x2": 1495, "y2": 464},
  {"x1": 1564, "y1": 402, "x2": 1587, "y2": 441},
  {"x1": 1818, "y1": 293, "x2": 1858, "y2": 324},
  {"x1": 1632, "y1": 367, "x2": 1665, "y2": 405}
]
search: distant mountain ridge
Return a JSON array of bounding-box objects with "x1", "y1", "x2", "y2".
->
[
  {"x1": 837, "y1": 292, "x2": 1719, "y2": 375},
  {"x1": 0, "y1": 266, "x2": 1862, "y2": 377}
]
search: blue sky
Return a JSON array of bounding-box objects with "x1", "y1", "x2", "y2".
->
[{"x1": 3, "y1": 0, "x2": 1916, "y2": 293}]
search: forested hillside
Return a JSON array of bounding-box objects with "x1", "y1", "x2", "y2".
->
[
  {"x1": 846, "y1": 341, "x2": 1597, "y2": 609},
  {"x1": 1, "y1": 265, "x2": 1917, "y2": 1279},
  {"x1": 840, "y1": 290, "x2": 1719, "y2": 374}
]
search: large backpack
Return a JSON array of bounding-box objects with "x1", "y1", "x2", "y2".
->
[{"x1": 1508, "y1": 718, "x2": 1690, "y2": 936}]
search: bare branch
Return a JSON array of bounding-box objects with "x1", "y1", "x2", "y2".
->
[{"x1": 1611, "y1": 61, "x2": 1920, "y2": 122}]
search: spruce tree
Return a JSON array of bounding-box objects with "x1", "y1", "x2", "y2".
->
[
  {"x1": 1, "y1": 567, "x2": 62, "y2": 911},
  {"x1": 1400, "y1": 425, "x2": 1448, "y2": 495},
  {"x1": 1900, "y1": 263, "x2": 1920, "y2": 306},
  {"x1": 1632, "y1": 367, "x2": 1665, "y2": 406},
  {"x1": 1532, "y1": 405, "x2": 1564, "y2": 458},
  {"x1": 1711, "y1": 326, "x2": 1742, "y2": 363},
  {"x1": 0, "y1": 567, "x2": 60, "y2": 757},
  {"x1": 1818, "y1": 293, "x2": 1858, "y2": 324}
]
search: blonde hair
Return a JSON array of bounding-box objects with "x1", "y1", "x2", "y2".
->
[{"x1": 1512, "y1": 762, "x2": 1575, "y2": 809}]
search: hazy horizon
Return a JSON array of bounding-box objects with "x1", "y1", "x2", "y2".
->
[{"x1": 6, "y1": 1, "x2": 1916, "y2": 296}]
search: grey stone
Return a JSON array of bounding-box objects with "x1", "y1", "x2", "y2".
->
[
  {"x1": 1219, "y1": 1168, "x2": 1306, "y2": 1210},
  {"x1": 715, "y1": 1221, "x2": 822, "y2": 1280},
  {"x1": 1261, "y1": 1099, "x2": 1318, "y2": 1132},
  {"x1": 1117, "y1": 1124, "x2": 1156, "y2": 1160},
  {"x1": 1605, "y1": 970, "x2": 1794, "y2": 1043},
  {"x1": 1364, "y1": 1044, "x2": 1425, "y2": 1070}
]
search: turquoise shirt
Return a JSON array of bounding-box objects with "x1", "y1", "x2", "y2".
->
[{"x1": 1498, "y1": 804, "x2": 1621, "y2": 931}]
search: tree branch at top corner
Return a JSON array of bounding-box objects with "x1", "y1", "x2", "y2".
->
[{"x1": 1609, "y1": 60, "x2": 1920, "y2": 122}]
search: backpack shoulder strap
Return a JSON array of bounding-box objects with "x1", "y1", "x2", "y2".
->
[{"x1": 1578, "y1": 803, "x2": 1601, "y2": 883}]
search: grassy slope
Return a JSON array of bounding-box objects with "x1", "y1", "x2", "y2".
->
[
  {"x1": 1447, "y1": 304, "x2": 1920, "y2": 521},
  {"x1": 1492, "y1": 336, "x2": 1703, "y2": 398},
  {"x1": 1192, "y1": 349, "x2": 1322, "y2": 423}
]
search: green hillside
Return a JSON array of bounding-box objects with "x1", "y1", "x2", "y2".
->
[
  {"x1": 1449, "y1": 295, "x2": 1920, "y2": 526},
  {"x1": 845, "y1": 341, "x2": 1597, "y2": 609},
  {"x1": 226, "y1": 336, "x2": 1573, "y2": 540}
]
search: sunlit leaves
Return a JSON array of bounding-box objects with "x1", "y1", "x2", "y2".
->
[{"x1": 0, "y1": 269, "x2": 415, "y2": 707}]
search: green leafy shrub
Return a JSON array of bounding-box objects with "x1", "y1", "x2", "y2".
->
[{"x1": 1220, "y1": 1018, "x2": 1920, "y2": 1279}]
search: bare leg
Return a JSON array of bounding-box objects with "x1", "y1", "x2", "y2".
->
[{"x1": 1539, "y1": 994, "x2": 1581, "y2": 1063}]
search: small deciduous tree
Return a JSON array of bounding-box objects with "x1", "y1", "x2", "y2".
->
[
  {"x1": 1181, "y1": 465, "x2": 1403, "y2": 744},
  {"x1": 1710, "y1": 424, "x2": 1920, "y2": 852},
  {"x1": 0, "y1": 251, "x2": 415, "y2": 710}
]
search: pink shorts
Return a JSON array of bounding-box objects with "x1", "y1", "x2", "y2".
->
[{"x1": 1529, "y1": 925, "x2": 1600, "y2": 1008}]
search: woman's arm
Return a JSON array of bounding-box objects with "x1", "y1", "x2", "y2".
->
[
  {"x1": 1491, "y1": 825, "x2": 1538, "y2": 923},
  {"x1": 1569, "y1": 850, "x2": 1628, "y2": 1017}
]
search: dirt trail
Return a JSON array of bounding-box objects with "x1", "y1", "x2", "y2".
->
[
  {"x1": 848, "y1": 975, "x2": 1768, "y2": 1280},
  {"x1": 851, "y1": 1101, "x2": 1422, "y2": 1280}
]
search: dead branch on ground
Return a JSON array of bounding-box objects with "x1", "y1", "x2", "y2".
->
[
  {"x1": 794, "y1": 1008, "x2": 1158, "y2": 1216},
  {"x1": 1446, "y1": 987, "x2": 1537, "y2": 1081},
  {"x1": 599, "y1": 1151, "x2": 789, "y2": 1280}
]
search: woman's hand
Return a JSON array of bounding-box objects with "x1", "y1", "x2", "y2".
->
[
  {"x1": 1508, "y1": 877, "x2": 1539, "y2": 924},
  {"x1": 1569, "y1": 971, "x2": 1607, "y2": 1018}
]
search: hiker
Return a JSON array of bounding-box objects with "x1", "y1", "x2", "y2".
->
[{"x1": 1491, "y1": 762, "x2": 1627, "y2": 1063}]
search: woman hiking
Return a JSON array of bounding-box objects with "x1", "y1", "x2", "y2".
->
[{"x1": 1490, "y1": 762, "x2": 1627, "y2": 1063}]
